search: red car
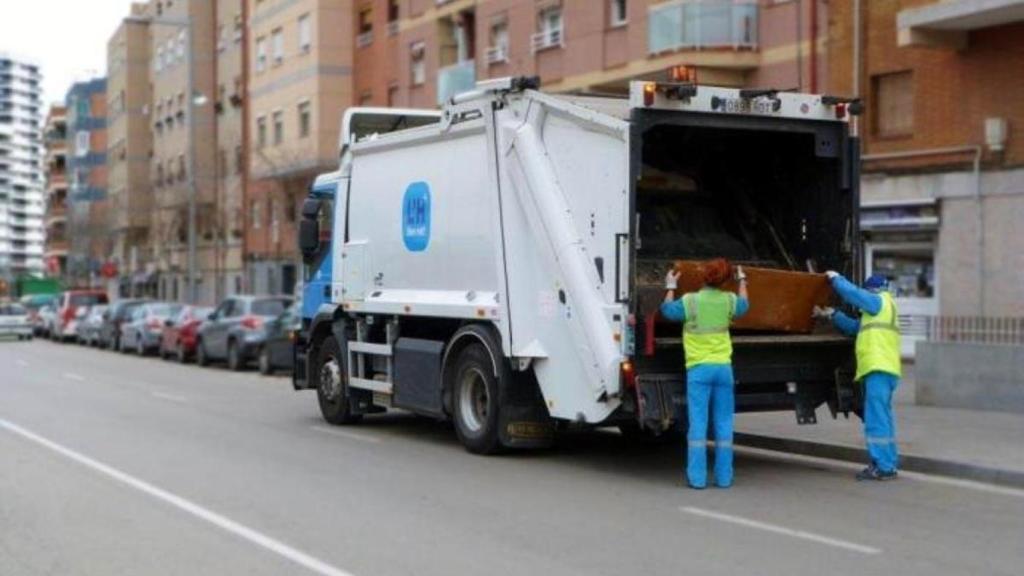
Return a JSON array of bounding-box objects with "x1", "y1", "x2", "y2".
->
[
  {"x1": 159, "y1": 305, "x2": 213, "y2": 362},
  {"x1": 52, "y1": 290, "x2": 109, "y2": 342}
]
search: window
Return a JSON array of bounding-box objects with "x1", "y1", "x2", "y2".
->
[
  {"x1": 271, "y1": 27, "x2": 284, "y2": 65},
  {"x1": 387, "y1": 85, "x2": 399, "y2": 107},
  {"x1": 410, "y1": 41, "x2": 426, "y2": 86},
  {"x1": 251, "y1": 202, "x2": 261, "y2": 229},
  {"x1": 487, "y1": 19, "x2": 509, "y2": 64},
  {"x1": 177, "y1": 30, "x2": 187, "y2": 58},
  {"x1": 297, "y1": 101, "x2": 310, "y2": 138},
  {"x1": 533, "y1": 7, "x2": 563, "y2": 52},
  {"x1": 272, "y1": 110, "x2": 283, "y2": 145},
  {"x1": 357, "y1": 5, "x2": 374, "y2": 47},
  {"x1": 155, "y1": 46, "x2": 164, "y2": 72},
  {"x1": 610, "y1": 0, "x2": 628, "y2": 27},
  {"x1": 388, "y1": 0, "x2": 399, "y2": 23},
  {"x1": 298, "y1": 14, "x2": 312, "y2": 53},
  {"x1": 257, "y1": 115, "x2": 266, "y2": 148},
  {"x1": 873, "y1": 71, "x2": 914, "y2": 138},
  {"x1": 75, "y1": 131, "x2": 90, "y2": 157},
  {"x1": 255, "y1": 36, "x2": 267, "y2": 72}
]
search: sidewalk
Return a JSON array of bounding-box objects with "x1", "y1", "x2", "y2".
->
[{"x1": 733, "y1": 369, "x2": 1024, "y2": 487}]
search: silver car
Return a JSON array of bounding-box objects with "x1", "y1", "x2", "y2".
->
[
  {"x1": 0, "y1": 303, "x2": 33, "y2": 340},
  {"x1": 76, "y1": 305, "x2": 108, "y2": 347},
  {"x1": 120, "y1": 302, "x2": 184, "y2": 355}
]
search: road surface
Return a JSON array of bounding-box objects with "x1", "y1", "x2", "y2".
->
[{"x1": 2, "y1": 338, "x2": 1022, "y2": 575}]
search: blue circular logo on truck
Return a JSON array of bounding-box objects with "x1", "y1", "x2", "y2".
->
[{"x1": 402, "y1": 182, "x2": 431, "y2": 252}]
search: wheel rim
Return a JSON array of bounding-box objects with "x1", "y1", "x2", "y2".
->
[
  {"x1": 319, "y1": 355, "x2": 342, "y2": 401},
  {"x1": 458, "y1": 367, "x2": 489, "y2": 433}
]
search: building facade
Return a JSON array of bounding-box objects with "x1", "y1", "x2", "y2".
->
[
  {"x1": 0, "y1": 53, "x2": 45, "y2": 283},
  {"x1": 64, "y1": 78, "x2": 110, "y2": 290},
  {"x1": 43, "y1": 105, "x2": 68, "y2": 279},
  {"x1": 828, "y1": 0, "x2": 1024, "y2": 353},
  {"x1": 246, "y1": 0, "x2": 354, "y2": 296},
  {"x1": 109, "y1": 3, "x2": 157, "y2": 297},
  {"x1": 352, "y1": 0, "x2": 828, "y2": 108}
]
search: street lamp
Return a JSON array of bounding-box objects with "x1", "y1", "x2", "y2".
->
[{"x1": 130, "y1": 14, "x2": 202, "y2": 304}]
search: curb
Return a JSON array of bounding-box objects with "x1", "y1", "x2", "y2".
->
[{"x1": 734, "y1": 432, "x2": 1024, "y2": 489}]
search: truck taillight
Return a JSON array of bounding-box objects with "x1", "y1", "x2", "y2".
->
[
  {"x1": 835, "y1": 103, "x2": 847, "y2": 119},
  {"x1": 241, "y1": 316, "x2": 263, "y2": 330},
  {"x1": 621, "y1": 360, "x2": 636, "y2": 389},
  {"x1": 643, "y1": 82, "x2": 656, "y2": 107}
]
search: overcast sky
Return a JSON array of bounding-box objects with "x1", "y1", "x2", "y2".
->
[{"x1": 1, "y1": 0, "x2": 137, "y2": 105}]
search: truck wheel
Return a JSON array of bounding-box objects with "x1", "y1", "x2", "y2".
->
[
  {"x1": 227, "y1": 340, "x2": 244, "y2": 371},
  {"x1": 452, "y1": 343, "x2": 502, "y2": 454},
  {"x1": 196, "y1": 339, "x2": 210, "y2": 366},
  {"x1": 316, "y1": 336, "x2": 361, "y2": 425}
]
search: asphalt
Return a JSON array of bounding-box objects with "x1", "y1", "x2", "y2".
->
[{"x1": 2, "y1": 339, "x2": 1024, "y2": 576}]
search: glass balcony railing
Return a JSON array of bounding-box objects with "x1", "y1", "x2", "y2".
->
[
  {"x1": 648, "y1": 0, "x2": 758, "y2": 54},
  {"x1": 437, "y1": 60, "x2": 476, "y2": 106}
]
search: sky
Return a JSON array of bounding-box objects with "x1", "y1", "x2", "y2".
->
[{"x1": 0, "y1": 0, "x2": 137, "y2": 105}]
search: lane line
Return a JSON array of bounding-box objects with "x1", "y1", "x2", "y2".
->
[
  {"x1": 312, "y1": 425, "x2": 382, "y2": 444},
  {"x1": 62, "y1": 372, "x2": 85, "y2": 382},
  {"x1": 151, "y1": 391, "x2": 189, "y2": 404},
  {"x1": 735, "y1": 445, "x2": 1024, "y2": 500},
  {"x1": 680, "y1": 506, "x2": 882, "y2": 555},
  {"x1": 0, "y1": 417, "x2": 356, "y2": 576}
]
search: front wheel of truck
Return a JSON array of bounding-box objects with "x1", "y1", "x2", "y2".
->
[
  {"x1": 316, "y1": 335, "x2": 361, "y2": 425},
  {"x1": 452, "y1": 343, "x2": 502, "y2": 455}
]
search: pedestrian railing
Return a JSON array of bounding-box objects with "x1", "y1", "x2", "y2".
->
[{"x1": 927, "y1": 316, "x2": 1024, "y2": 346}]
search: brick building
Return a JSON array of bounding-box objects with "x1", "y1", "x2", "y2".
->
[
  {"x1": 43, "y1": 105, "x2": 68, "y2": 279},
  {"x1": 828, "y1": 0, "x2": 1024, "y2": 352}
]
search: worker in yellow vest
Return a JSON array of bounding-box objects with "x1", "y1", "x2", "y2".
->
[
  {"x1": 661, "y1": 259, "x2": 749, "y2": 489},
  {"x1": 815, "y1": 272, "x2": 901, "y2": 481}
]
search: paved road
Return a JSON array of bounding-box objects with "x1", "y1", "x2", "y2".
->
[{"x1": 2, "y1": 338, "x2": 1023, "y2": 576}]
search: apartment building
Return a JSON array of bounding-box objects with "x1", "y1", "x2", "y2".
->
[
  {"x1": 828, "y1": 0, "x2": 1024, "y2": 348},
  {"x1": 43, "y1": 105, "x2": 68, "y2": 279},
  {"x1": 109, "y1": 3, "x2": 157, "y2": 297},
  {"x1": 352, "y1": 0, "x2": 828, "y2": 108},
  {"x1": 0, "y1": 53, "x2": 45, "y2": 282},
  {"x1": 246, "y1": 0, "x2": 354, "y2": 296},
  {"x1": 146, "y1": 0, "x2": 219, "y2": 304},
  {"x1": 64, "y1": 78, "x2": 110, "y2": 290}
]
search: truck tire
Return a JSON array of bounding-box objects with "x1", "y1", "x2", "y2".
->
[
  {"x1": 316, "y1": 335, "x2": 361, "y2": 425},
  {"x1": 452, "y1": 343, "x2": 502, "y2": 455}
]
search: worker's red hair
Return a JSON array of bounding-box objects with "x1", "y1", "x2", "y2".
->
[{"x1": 702, "y1": 258, "x2": 732, "y2": 287}]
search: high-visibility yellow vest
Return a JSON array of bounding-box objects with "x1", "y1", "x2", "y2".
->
[
  {"x1": 681, "y1": 288, "x2": 737, "y2": 369},
  {"x1": 855, "y1": 291, "x2": 902, "y2": 381}
]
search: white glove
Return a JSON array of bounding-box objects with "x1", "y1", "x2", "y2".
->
[
  {"x1": 735, "y1": 265, "x2": 747, "y2": 282},
  {"x1": 812, "y1": 306, "x2": 836, "y2": 319},
  {"x1": 665, "y1": 270, "x2": 680, "y2": 290},
  {"x1": 825, "y1": 270, "x2": 840, "y2": 280}
]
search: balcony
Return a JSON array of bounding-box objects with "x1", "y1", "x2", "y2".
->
[
  {"x1": 437, "y1": 60, "x2": 476, "y2": 105},
  {"x1": 485, "y1": 44, "x2": 509, "y2": 65},
  {"x1": 898, "y1": 0, "x2": 1024, "y2": 48},
  {"x1": 648, "y1": 0, "x2": 758, "y2": 54},
  {"x1": 531, "y1": 28, "x2": 563, "y2": 53}
]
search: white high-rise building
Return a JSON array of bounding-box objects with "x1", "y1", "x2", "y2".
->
[{"x1": 0, "y1": 52, "x2": 45, "y2": 281}]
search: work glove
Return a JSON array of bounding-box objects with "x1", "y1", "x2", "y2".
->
[
  {"x1": 812, "y1": 306, "x2": 836, "y2": 319},
  {"x1": 735, "y1": 265, "x2": 747, "y2": 282},
  {"x1": 665, "y1": 269, "x2": 680, "y2": 290},
  {"x1": 825, "y1": 271, "x2": 840, "y2": 281}
]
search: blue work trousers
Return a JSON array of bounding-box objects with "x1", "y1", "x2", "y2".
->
[
  {"x1": 863, "y1": 372, "x2": 900, "y2": 472},
  {"x1": 686, "y1": 363, "x2": 735, "y2": 488}
]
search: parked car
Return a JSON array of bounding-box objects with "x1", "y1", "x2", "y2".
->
[
  {"x1": 21, "y1": 294, "x2": 58, "y2": 336},
  {"x1": 0, "y1": 303, "x2": 33, "y2": 340},
  {"x1": 257, "y1": 302, "x2": 301, "y2": 374},
  {"x1": 76, "y1": 305, "x2": 108, "y2": 347},
  {"x1": 35, "y1": 304, "x2": 57, "y2": 338},
  {"x1": 159, "y1": 305, "x2": 213, "y2": 362},
  {"x1": 52, "y1": 290, "x2": 109, "y2": 342},
  {"x1": 196, "y1": 295, "x2": 293, "y2": 370},
  {"x1": 120, "y1": 302, "x2": 184, "y2": 355},
  {"x1": 98, "y1": 299, "x2": 150, "y2": 350}
]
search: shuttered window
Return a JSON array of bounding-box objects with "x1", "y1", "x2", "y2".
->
[{"x1": 873, "y1": 71, "x2": 914, "y2": 138}]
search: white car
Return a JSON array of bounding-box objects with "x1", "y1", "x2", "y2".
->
[{"x1": 0, "y1": 303, "x2": 33, "y2": 340}]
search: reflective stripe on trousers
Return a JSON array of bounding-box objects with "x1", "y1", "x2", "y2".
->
[
  {"x1": 686, "y1": 363, "x2": 735, "y2": 488},
  {"x1": 863, "y1": 371, "x2": 900, "y2": 472}
]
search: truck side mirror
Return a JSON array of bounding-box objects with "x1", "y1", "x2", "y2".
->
[{"x1": 298, "y1": 198, "x2": 322, "y2": 262}]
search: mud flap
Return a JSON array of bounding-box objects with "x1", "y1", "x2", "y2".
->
[
  {"x1": 635, "y1": 374, "x2": 685, "y2": 433},
  {"x1": 497, "y1": 371, "x2": 555, "y2": 449}
]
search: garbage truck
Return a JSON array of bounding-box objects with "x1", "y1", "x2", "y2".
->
[{"x1": 294, "y1": 78, "x2": 863, "y2": 454}]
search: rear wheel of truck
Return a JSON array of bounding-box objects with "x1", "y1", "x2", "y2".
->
[
  {"x1": 316, "y1": 336, "x2": 361, "y2": 425},
  {"x1": 452, "y1": 343, "x2": 502, "y2": 455}
]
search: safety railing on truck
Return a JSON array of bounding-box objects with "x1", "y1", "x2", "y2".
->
[{"x1": 927, "y1": 316, "x2": 1024, "y2": 346}]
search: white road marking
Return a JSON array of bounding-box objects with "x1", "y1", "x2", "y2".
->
[
  {"x1": 735, "y1": 445, "x2": 1024, "y2": 500},
  {"x1": 16, "y1": 359, "x2": 29, "y2": 367},
  {"x1": 151, "y1": 391, "x2": 188, "y2": 404},
  {"x1": 0, "y1": 418, "x2": 356, "y2": 576},
  {"x1": 62, "y1": 372, "x2": 85, "y2": 382},
  {"x1": 312, "y1": 425, "x2": 382, "y2": 444},
  {"x1": 681, "y1": 506, "x2": 882, "y2": 556}
]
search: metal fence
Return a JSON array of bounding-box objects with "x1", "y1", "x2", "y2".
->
[{"x1": 927, "y1": 316, "x2": 1024, "y2": 346}]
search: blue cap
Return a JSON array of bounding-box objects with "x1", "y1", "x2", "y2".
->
[{"x1": 864, "y1": 274, "x2": 888, "y2": 290}]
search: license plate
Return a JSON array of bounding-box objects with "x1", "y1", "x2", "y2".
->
[{"x1": 722, "y1": 97, "x2": 777, "y2": 115}]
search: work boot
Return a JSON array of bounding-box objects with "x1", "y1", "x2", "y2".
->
[{"x1": 856, "y1": 465, "x2": 898, "y2": 481}]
